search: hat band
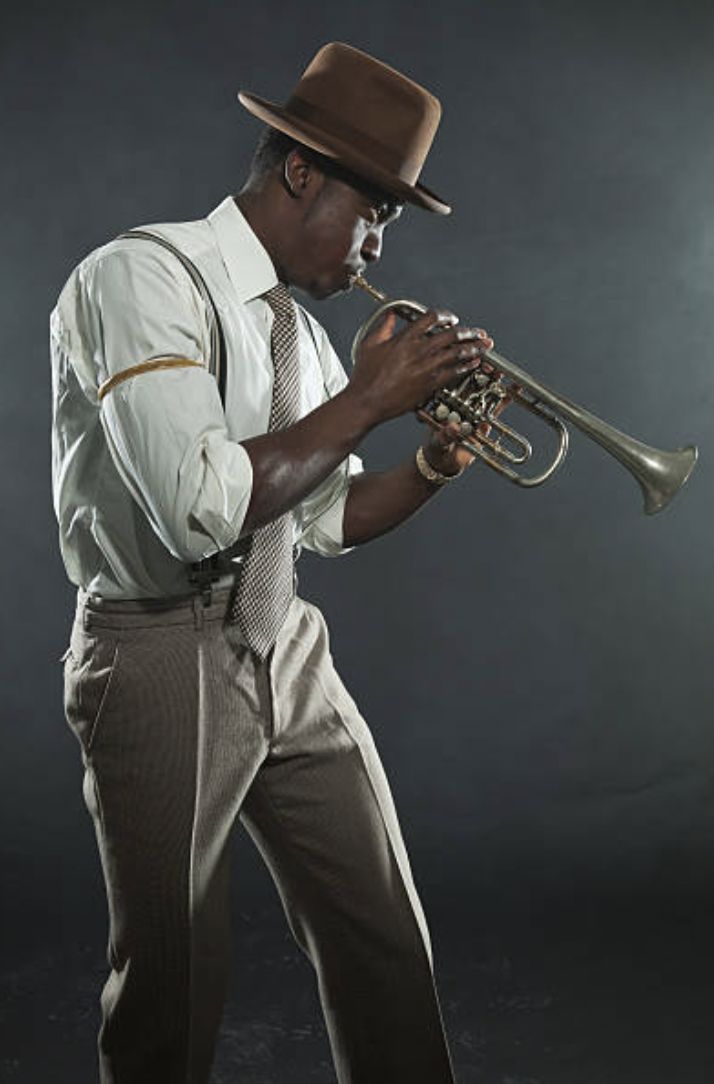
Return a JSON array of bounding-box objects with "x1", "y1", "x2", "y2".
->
[{"x1": 284, "y1": 95, "x2": 423, "y2": 185}]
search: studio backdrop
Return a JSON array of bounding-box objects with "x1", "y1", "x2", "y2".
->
[{"x1": 1, "y1": 1, "x2": 712, "y2": 1082}]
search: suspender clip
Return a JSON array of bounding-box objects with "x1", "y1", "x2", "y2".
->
[{"x1": 188, "y1": 556, "x2": 221, "y2": 607}]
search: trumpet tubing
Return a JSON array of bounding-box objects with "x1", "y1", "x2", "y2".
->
[{"x1": 350, "y1": 275, "x2": 698, "y2": 514}]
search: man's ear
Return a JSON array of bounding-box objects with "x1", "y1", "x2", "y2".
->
[{"x1": 283, "y1": 147, "x2": 322, "y2": 200}]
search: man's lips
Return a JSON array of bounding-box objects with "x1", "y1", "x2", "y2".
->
[{"x1": 344, "y1": 266, "x2": 365, "y2": 288}]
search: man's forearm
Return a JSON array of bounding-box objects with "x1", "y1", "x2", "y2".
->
[
  {"x1": 342, "y1": 455, "x2": 448, "y2": 547},
  {"x1": 239, "y1": 386, "x2": 376, "y2": 535},
  {"x1": 237, "y1": 299, "x2": 487, "y2": 540}
]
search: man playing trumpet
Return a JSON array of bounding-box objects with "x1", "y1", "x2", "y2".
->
[{"x1": 51, "y1": 41, "x2": 494, "y2": 1084}]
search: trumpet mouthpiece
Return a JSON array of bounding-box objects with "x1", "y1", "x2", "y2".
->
[{"x1": 351, "y1": 274, "x2": 388, "y2": 303}]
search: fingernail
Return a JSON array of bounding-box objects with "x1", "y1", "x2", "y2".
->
[{"x1": 456, "y1": 328, "x2": 479, "y2": 341}]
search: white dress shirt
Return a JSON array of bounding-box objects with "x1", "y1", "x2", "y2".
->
[{"x1": 50, "y1": 195, "x2": 364, "y2": 599}]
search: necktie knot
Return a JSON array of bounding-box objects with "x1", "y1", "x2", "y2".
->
[
  {"x1": 263, "y1": 282, "x2": 295, "y2": 318},
  {"x1": 262, "y1": 284, "x2": 298, "y2": 383}
]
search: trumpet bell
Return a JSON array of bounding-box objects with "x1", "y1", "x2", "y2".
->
[{"x1": 623, "y1": 442, "x2": 698, "y2": 516}]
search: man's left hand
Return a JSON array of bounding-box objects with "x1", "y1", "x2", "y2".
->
[
  {"x1": 420, "y1": 327, "x2": 502, "y2": 477},
  {"x1": 423, "y1": 420, "x2": 479, "y2": 476}
]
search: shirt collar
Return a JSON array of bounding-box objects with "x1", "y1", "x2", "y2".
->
[{"x1": 207, "y1": 195, "x2": 278, "y2": 304}]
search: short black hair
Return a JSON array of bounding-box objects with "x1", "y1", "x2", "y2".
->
[
  {"x1": 249, "y1": 125, "x2": 305, "y2": 177},
  {"x1": 249, "y1": 124, "x2": 403, "y2": 220}
]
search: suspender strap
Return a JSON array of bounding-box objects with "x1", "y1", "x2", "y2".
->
[
  {"x1": 116, "y1": 229, "x2": 227, "y2": 407},
  {"x1": 115, "y1": 228, "x2": 229, "y2": 601}
]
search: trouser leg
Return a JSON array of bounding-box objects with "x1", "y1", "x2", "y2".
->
[
  {"x1": 63, "y1": 599, "x2": 270, "y2": 1084},
  {"x1": 239, "y1": 598, "x2": 457, "y2": 1084}
]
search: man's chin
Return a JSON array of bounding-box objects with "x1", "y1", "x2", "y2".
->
[
  {"x1": 300, "y1": 266, "x2": 356, "y2": 301},
  {"x1": 301, "y1": 279, "x2": 348, "y2": 302}
]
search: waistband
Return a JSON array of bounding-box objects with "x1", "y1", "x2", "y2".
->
[
  {"x1": 76, "y1": 585, "x2": 235, "y2": 630},
  {"x1": 76, "y1": 544, "x2": 302, "y2": 632}
]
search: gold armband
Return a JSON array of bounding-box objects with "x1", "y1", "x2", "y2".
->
[{"x1": 97, "y1": 356, "x2": 205, "y2": 402}]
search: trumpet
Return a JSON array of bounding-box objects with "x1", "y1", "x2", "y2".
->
[{"x1": 350, "y1": 275, "x2": 698, "y2": 515}]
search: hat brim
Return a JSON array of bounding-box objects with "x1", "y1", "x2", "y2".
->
[{"x1": 238, "y1": 91, "x2": 451, "y2": 215}]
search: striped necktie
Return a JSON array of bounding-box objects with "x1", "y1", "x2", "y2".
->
[{"x1": 229, "y1": 283, "x2": 301, "y2": 657}]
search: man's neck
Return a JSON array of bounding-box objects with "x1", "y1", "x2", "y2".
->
[{"x1": 234, "y1": 189, "x2": 290, "y2": 285}]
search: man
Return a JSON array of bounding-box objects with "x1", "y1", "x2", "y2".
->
[{"x1": 51, "y1": 42, "x2": 494, "y2": 1084}]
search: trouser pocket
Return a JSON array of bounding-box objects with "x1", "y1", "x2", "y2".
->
[{"x1": 62, "y1": 623, "x2": 121, "y2": 756}]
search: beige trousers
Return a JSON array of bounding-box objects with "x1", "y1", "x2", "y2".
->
[{"x1": 63, "y1": 585, "x2": 457, "y2": 1084}]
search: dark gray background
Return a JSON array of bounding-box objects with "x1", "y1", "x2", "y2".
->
[{"x1": 1, "y1": 1, "x2": 712, "y2": 1081}]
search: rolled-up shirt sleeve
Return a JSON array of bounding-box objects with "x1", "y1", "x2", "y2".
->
[
  {"x1": 89, "y1": 244, "x2": 253, "y2": 563},
  {"x1": 296, "y1": 314, "x2": 364, "y2": 557}
]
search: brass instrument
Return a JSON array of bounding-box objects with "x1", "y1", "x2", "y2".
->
[{"x1": 350, "y1": 275, "x2": 698, "y2": 514}]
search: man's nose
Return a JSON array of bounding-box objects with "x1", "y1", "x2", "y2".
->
[{"x1": 361, "y1": 228, "x2": 383, "y2": 264}]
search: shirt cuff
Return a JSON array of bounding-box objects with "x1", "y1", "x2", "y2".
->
[{"x1": 297, "y1": 452, "x2": 364, "y2": 557}]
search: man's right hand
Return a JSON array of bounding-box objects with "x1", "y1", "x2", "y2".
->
[{"x1": 348, "y1": 308, "x2": 494, "y2": 424}]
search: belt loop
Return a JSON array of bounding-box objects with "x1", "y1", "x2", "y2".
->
[
  {"x1": 82, "y1": 607, "x2": 92, "y2": 632},
  {"x1": 192, "y1": 594, "x2": 205, "y2": 631},
  {"x1": 188, "y1": 557, "x2": 218, "y2": 611}
]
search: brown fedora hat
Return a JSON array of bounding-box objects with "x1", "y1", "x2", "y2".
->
[{"x1": 237, "y1": 42, "x2": 451, "y2": 215}]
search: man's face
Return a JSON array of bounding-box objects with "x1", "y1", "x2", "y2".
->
[{"x1": 293, "y1": 169, "x2": 403, "y2": 300}]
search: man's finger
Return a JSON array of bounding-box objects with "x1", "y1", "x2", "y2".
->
[
  {"x1": 432, "y1": 421, "x2": 461, "y2": 447},
  {"x1": 365, "y1": 310, "x2": 398, "y2": 345}
]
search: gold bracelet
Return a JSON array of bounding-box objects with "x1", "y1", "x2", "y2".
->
[{"x1": 415, "y1": 445, "x2": 464, "y2": 486}]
